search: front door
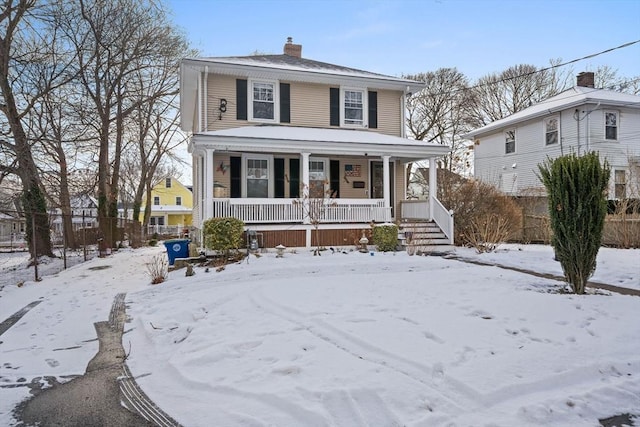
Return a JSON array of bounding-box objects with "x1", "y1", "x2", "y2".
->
[{"x1": 370, "y1": 161, "x2": 394, "y2": 215}]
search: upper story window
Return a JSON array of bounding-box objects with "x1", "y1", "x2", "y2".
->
[
  {"x1": 153, "y1": 196, "x2": 160, "y2": 205},
  {"x1": 176, "y1": 196, "x2": 182, "y2": 206},
  {"x1": 505, "y1": 130, "x2": 516, "y2": 154},
  {"x1": 605, "y1": 111, "x2": 618, "y2": 140},
  {"x1": 544, "y1": 117, "x2": 559, "y2": 145},
  {"x1": 250, "y1": 80, "x2": 278, "y2": 122},
  {"x1": 165, "y1": 177, "x2": 172, "y2": 188},
  {"x1": 343, "y1": 90, "x2": 364, "y2": 126}
]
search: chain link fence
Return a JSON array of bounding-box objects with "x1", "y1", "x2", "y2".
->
[{"x1": 1, "y1": 210, "x2": 144, "y2": 286}]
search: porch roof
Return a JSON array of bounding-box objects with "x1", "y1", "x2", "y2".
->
[{"x1": 190, "y1": 125, "x2": 450, "y2": 162}]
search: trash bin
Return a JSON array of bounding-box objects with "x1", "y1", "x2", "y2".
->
[{"x1": 164, "y1": 239, "x2": 190, "y2": 265}]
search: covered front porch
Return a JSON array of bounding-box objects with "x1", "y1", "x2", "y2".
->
[{"x1": 189, "y1": 125, "x2": 453, "y2": 248}]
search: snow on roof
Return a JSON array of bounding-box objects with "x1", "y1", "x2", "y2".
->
[
  {"x1": 184, "y1": 54, "x2": 419, "y2": 87},
  {"x1": 199, "y1": 125, "x2": 442, "y2": 148},
  {"x1": 465, "y1": 86, "x2": 640, "y2": 138}
]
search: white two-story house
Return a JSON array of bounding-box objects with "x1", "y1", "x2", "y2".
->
[
  {"x1": 465, "y1": 72, "x2": 640, "y2": 199},
  {"x1": 180, "y1": 38, "x2": 452, "y2": 249}
]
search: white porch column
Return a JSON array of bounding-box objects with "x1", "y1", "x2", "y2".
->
[
  {"x1": 301, "y1": 152, "x2": 310, "y2": 226},
  {"x1": 429, "y1": 157, "x2": 437, "y2": 220},
  {"x1": 204, "y1": 148, "x2": 214, "y2": 220},
  {"x1": 382, "y1": 155, "x2": 391, "y2": 212}
]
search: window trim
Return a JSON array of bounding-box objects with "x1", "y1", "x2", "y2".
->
[
  {"x1": 165, "y1": 177, "x2": 172, "y2": 188},
  {"x1": 248, "y1": 78, "x2": 279, "y2": 123},
  {"x1": 544, "y1": 116, "x2": 559, "y2": 146},
  {"x1": 614, "y1": 169, "x2": 627, "y2": 199},
  {"x1": 153, "y1": 196, "x2": 160, "y2": 205},
  {"x1": 309, "y1": 156, "x2": 329, "y2": 198},
  {"x1": 242, "y1": 153, "x2": 274, "y2": 198},
  {"x1": 604, "y1": 110, "x2": 618, "y2": 141},
  {"x1": 340, "y1": 87, "x2": 368, "y2": 128},
  {"x1": 176, "y1": 196, "x2": 182, "y2": 206},
  {"x1": 505, "y1": 129, "x2": 516, "y2": 154}
]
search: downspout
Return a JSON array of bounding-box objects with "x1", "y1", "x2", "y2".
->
[
  {"x1": 204, "y1": 66, "x2": 208, "y2": 131},
  {"x1": 197, "y1": 70, "x2": 202, "y2": 133},
  {"x1": 586, "y1": 102, "x2": 600, "y2": 152},
  {"x1": 575, "y1": 109, "x2": 580, "y2": 156}
]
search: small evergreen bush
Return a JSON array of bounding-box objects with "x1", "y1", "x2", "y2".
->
[
  {"x1": 538, "y1": 152, "x2": 610, "y2": 294},
  {"x1": 373, "y1": 224, "x2": 398, "y2": 252},
  {"x1": 203, "y1": 217, "x2": 245, "y2": 255}
]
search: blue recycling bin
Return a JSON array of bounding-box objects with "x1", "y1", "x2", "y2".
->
[{"x1": 164, "y1": 239, "x2": 190, "y2": 265}]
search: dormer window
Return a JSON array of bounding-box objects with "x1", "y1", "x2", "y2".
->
[{"x1": 249, "y1": 79, "x2": 278, "y2": 122}]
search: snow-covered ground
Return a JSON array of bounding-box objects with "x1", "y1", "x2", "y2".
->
[{"x1": 1, "y1": 244, "x2": 639, "y2": 426}]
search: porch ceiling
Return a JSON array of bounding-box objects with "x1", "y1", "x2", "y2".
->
[{"x1": 190, "y1": 125, "x2": 450, "y2": 162}]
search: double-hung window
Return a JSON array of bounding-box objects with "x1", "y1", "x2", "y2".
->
[
  {"x1": 250, "y1": 80, "x2": 277, "y2": 122},
  {"x1": 165, "y1": 177, "x2": 172, "y2": 188},
  {"x1": 545, "y1": 117, "x2": 559, "y2": 145},
  {"x1": 245, "y1": 156, "x2": 271, "y2": 198},
  {"x1": 309, "y1": 158, "x2": 328, "y2": 198},
  {"x1": 176, "y1": 196, "x2": 182, "y2": 206},
  {"x1": 340, "y1": 88, "x2": 367, "y2": 127},
  {"x1": 605, "y1": 111, "x2": 618, "y2": 140},
  {"x1": 505, "y1": 130, "x2": 516, "y2": 154},
  {"x1": 614, "y1": 170, "x2": 626, "y2": 199},
  {"x1": 153, "y1": 196, "x2": 160, "y2": 205}
]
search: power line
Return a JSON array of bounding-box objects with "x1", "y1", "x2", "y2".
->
[{"x1": 469, "y1": 39, "x2": 640, "y2": 90}]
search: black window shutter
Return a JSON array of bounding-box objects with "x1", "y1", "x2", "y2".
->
[
  {"x1": 289, "y1": 158, "x2": 300, "y2": 198},
  {"x1": 274, "y1": 158, "x2": 285, "y2": 198},
  {"x1": 280, "y1": 83, "x2": 290, "y2": 123},
  {"x1": 368, "y1": 91, "x2": 377, "y2": 129},
  {"x1": 330, "y1": 87, "x2": 340, "y2": 126},
  {"x1": 230, "y1": 156, "x2": 242, "y2": 198},
  {"x1": 236, "y1": 79, "x2": 247, "y2": 120},
  {"x1": 330, "y1": 160, "x2": 340, "y2": 198}
]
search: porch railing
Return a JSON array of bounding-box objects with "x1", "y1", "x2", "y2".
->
[
  {"x1": 432, "y1": 197, "x2": 454, "y2": 244},
  {"x1": 210, "y1": 198, "x2": 390, "y2": 224},
  {"x1": 399, "y1": 198, "x2": 454, "y2": 244}
]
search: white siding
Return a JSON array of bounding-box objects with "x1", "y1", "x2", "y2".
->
[{"x1": 474, "y1": 105, "x2": 640, "y2": 195}]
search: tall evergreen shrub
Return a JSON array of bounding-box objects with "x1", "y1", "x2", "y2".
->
[{"x1": 537, "y1": 152, "x2": 610, "y2": 294}]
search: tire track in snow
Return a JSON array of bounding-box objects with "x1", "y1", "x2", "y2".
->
[{"x1": 250, "y1": 291, "x2": 486, "y2": 416}]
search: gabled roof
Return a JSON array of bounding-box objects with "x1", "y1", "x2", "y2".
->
[
  {"x1": 464, "y1": 86, "x2": 640, "y2": 139},
  {"x1": 189, "y1": 125, "x2": 450, "y2": 162},
  {"x1": 182, "y1": 54, "x2": 423, "y2": 90}
]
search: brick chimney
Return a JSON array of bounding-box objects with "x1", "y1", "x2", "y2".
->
[
  {"x1": 283, "y1": 37, "x2": 302, "y2": 58},
  {"x1": 577, "y1": 72, "x2": 595, "y2": 88}
]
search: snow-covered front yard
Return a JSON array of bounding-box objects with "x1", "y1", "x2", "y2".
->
[{"x1": 1, "y1": 244, "x2": 639, "y2": 426}]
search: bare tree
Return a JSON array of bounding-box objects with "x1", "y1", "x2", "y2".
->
[
  {"x1": 404, "y1": 68, "x2": 475, "y2": 197},
  {"x1": 467, "y1": 63, "x2": 568, "y2": 127},
  {"x1": 57, "y1": 0, "x2": 189, "y2": 248},
  {"x1": 0, "y1": 0, "x2": 73, "y2": 258}
]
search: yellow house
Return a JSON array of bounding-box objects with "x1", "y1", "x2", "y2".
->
[{"x1": 140, "y1": 177, "x2": 193, "y2": 235}]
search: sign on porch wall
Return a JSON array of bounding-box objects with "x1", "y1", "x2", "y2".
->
[{"x1": 344, "y1": 164, "x2": 361, "y2": 177}]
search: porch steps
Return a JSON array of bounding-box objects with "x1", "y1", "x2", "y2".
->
[{"x1": 398, "y1": 220, "x2": 454, "y2": 255}]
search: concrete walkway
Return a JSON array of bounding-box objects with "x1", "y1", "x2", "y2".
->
[
  {"x1": 15, "y1": 293, "x2": 181, "y2": 427},
  {"x1": 446, "y1": 254, "x2": 640, "y2": 296}
]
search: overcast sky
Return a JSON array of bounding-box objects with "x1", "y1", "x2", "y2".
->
[{"x1": 167, "y1": 0, "x2": 640, "y2": 82}]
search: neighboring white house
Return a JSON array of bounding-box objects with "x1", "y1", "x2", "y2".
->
[
  {"x1": 464, "y1": 72, "x2": 640, "y2": 198},
  {"x1": 49, "y1": 194, "x2": 99, "y2": 236}
]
